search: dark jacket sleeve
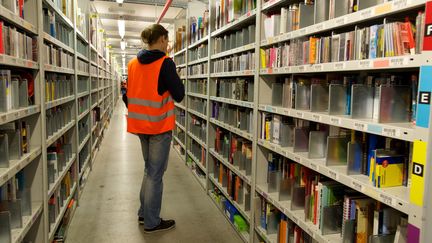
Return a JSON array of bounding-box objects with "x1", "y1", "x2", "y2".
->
[{"x1": 158, "y1": 58, "x2": 185, "y2": 102}]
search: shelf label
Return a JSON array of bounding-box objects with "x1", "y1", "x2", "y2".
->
[
  {"x1": 390, "y1": 57, "x2": 408, "y2": 67},
  {"x1": 291, "y1": 215, "x2": 298, "y2": 224},
  {"x1": 294, "y1": 156, "x2": 301, "y2": 163},
  {"x1": 330, "y1": 117, "x2": 341, "y2": 125},
  {"x1": 282, "y1": 109, "x2": 290, "y2": 116},
  {"x1": 380, "y1": 193, "x2": 394, "y2": 206},
  {"x1": 300, "y1": 28, "x2": 307, "y2": 35},
  {"x1": 335, "y1": 17, "x2": 346, "y2": 26},
  {"x1": 1, "y1": 173, "x2": 8, "y2": 183},
  {"x1": 312, "y1": 114, "x2": 321, "y2": 121},
  {"x1": 334, "y1": 62, "x2": 345, "y2": 70},
  {"x1": 373, "y1": 59, "x2": 390, "y2": 68},
  {"x1": 361, "y1": 9, "x2": 373, "y2": 18},
  {"x1": 328, "y1": 169, "x2": 339, "y2": 180},
  {"x1": 306, "y1": 227, "x2": 315, "y2": 238},
  {"x1": 296, "y1": 111, "x2": 304, "y2": 118},
  {"x1": 313, "y1": 64, "x2": 323, "y2": 71},
  {"x1": 315, "y1": 23, "x2": 324, "y2": 31},
  {"x1": 382, "y1": 128, "x2": 400, "y2": 137},
  {"x1": 354, "y1": 122, "x2": 367, "y2": 131},
  {"x1": 352, "y1": 181, "x2": 365, "y2": 192},
  {"x1": 310, "y1": 162, "x2": 318, "y2": 171},
  {"x1": 359, "y1": 60, "x2": 372, "y2": 68},
  {"x1": 1, "y1": 114, "x2": 6, "y2": 122},
  {"x1": 0, "y1": 55, "x2": 4, "y2": 62},
  {"x1": 298, "y1": 66, "x2": 306, "y2": 72}
]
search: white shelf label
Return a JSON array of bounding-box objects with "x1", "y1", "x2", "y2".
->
[
  {"x1": 315, "y1": 23, "x2": 324, "y2": 31},
  {"x1": 300, "y1": 28, "x2": 307, "y2": 35},
  {"x1": 390, "y1": 57, "x2": 408, "y2": 67},
  {"x1": 298, "y1": 66, "x2": 306, "y2": 72},
  {"x1": 379, "y1": 193, "x2": 395, "y2": 206},
  {"x1": 392, "y1": 0, "x2": 407, "y2": 9},
  {"x1": 313, "y1": 64, "x2": 323, "y2": 71},
  {"x1": 382, "y1": 128, "x2": 400, "y2": 137},
  {"x1": 361, "y1": 9, "x2": 373, "y2": 18},
  {"x1": 335, "y1": 17, "x2": 346, "y2": 26},
  {"x1": 310, "y1": 162, "x2": 318, "y2": 171},
  {"x1": 328, "y1": 169, "x2": 339, "y2": 180},
  {"x1": 1, "y1": 173, "x2": 8, "y2": 183},
  {"x1": 359, "y1": 60, "x2": 372, "y2": 68},
  {"x1": 1, "y1": 114, "x2": 6, "y2": 122},
  {"x1": 352, "y1": 181, "x2": 365, "y2": 192},
  {"x1": 354, "y1": 122, "x2": 367, "y2": 131},
  {"x1": 312, "y1": 114, "x2": 321, "y2": 121},
  {"x1": 330, "y1": 117, "x2": 341, "y2": 125},
  {"x1": 296, "y1": 111, "x2": 304, "y2": 118},
  {"x1": 294, "y1": 156, "x2": 301, "y2": 163},
  {"x1": 334, "y1": 63, "x2": 345, "y2": 70}
]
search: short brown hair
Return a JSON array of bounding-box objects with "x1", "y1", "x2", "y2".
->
[{"x1": 141, "y1": 24, "x2": 168, "y2": 45}]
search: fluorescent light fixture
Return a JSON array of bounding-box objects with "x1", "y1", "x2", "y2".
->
[
  {"x1": 118, "y1": 18, "x2": 125, "y2": 38},
  {"x1": 120, "y1": 39, "x2": 126, "y2": 50},
  {"x1": 116, "y1": 0, "x2": 124, "y2": 3}
]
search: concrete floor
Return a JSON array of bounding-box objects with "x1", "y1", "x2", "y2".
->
[{"x1": 66, "y1": 102, "x2": 242, "y2": 243}]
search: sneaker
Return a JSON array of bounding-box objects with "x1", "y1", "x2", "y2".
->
[
  {"x1": 138, "y1": 217, "x2": 144, "y2": 225},
  {"x1": 144, "y1": 219, "x2": 176, "y2": 234}
]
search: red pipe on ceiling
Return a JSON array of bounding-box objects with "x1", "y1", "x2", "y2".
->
[{"x1": 156, "y1": 0, "x2": 173, "y2": 24}]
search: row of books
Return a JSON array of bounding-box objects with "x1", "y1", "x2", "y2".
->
[
  {"x1": 0, "y1": 121, "x2": 30, "y2": 168},
  {"x1": 213, "y1": 25, "x2": 255, "y2": 54},
  {"x1": 210, "y1": 188, "x2": 250, "y2": 234},
  {"x1": 214, "y1": 127, "x2": 252, "y2": 176},
  {"x1": 77, "y1": 59, "x2": 89, "y2": 73},
  {"x1": 0, "y1": 171, "x2": 32, "y2": 240},
  {"x1": 189, "y1": 10, "x2": 209, "y2": 45},
  {"x1": 91, "y1": 78, "x2": 97, "y2": 90},
  {"x1": 77, "y1": 78, "x2": 88, "y2": 94},
  {"x1": 45, "y1": 74, "x2": 73, "y2": 102},
  {"x1": 76, "y1": 7, "x2": 87, "y2": 39},
  {"x1": 0, "y1": 70, "x2": 30, "y2": 113},
  {"x1": 261, "y1": 112, "x2": 410, "y2": 188},
  {"x1": 188, "y1": 63, "x2": 208, "y2": 76},
  {"x1": 213, "y1": 52, "x2": 255, "y2": 73},
  {"x1": 43, "y1": 43, "x2": 74, "y2": 69},
  {"x1": 261, "y1": 156, "x2": 408, "y2": 242},
  {"x1": 174, "y1": 52, "x2": 186, "y2": 66},
  {"x1": 178, "y1": 67, "x2": 186, "y2": 77},
  {"x1": 76, "y1": 38, "x2": 88, "y2": 58},
  {"x1": 48, "y1": 167, "x2": 75, "y2": 231},
  {"x1": 188, "y1": 97, "x2": 207, "y2": 116},
  {"x1": 175, "y1": 107, "x2": 186, "y2": 126},
  {"x1": 46, "y1": 103, "x2": 73, "y2": 139},
  {"x1": 91, "y1": 107, "x2": 101, "y2": 124},
  {"x1": 0, "y1": 22, "x2": 36, "y2": 61},
  {"x1": 261, "y1": 12, "x2": 424, "y2": 67},
  {"x1": 52, "y1": 0, "x2": 73, "y2": 20},
  {"x1": 78, "y1": 118, "x2": 89, "y2": 145},
  {"x1": 47, "y1": 138, "x2": 73, "y2": 187},
  {"x1": 78, "y1": 96, "x2": 89, "y2": 115},
  {"x1": 189, "y1": 43, "x2": 208, "y2": 62},
  {"x1": 173, "y1": 128, "x2": 185, "y2": 144},
  {"x1": 214, "y1": 0, "x2": 257, "y2": 30},
  {"x1": 188, "y1": 79, "x2": 207, "y2": 95},
  {"x1": 78, "y1": 137, "x2": 89, "y2": 174},
  {"x1": 43, "y1": 8, "x2": 73, "y2": 47},
  {"x1": 189, "y1": 116, "x2": 207, "y2": 142},
  {"x1": 52, "y1": 193, "x2": 76, "y2": 242},
  {"x1": 269, "y1": 72, "x2": 416, "y2": 124},
  {"x1": 258, "y1": 197, "x2": 315, "y2": 243},
  {"x1": 174, "y1": 26, "x2": 187, "y2": 53},
  {"x1": 90, "y1": 65, "x2": 97, "y2": 76},
  {"x1": 1, "y1": 0, "x2": 25, "y2": 18},
  {"x1": 188, "y1": 138, "x2": 206, "y2": 167},
  {"x1": 212, "y1": 101, "x2": 253, "y2": 135},
  {"x1": 212, "y1": 159, "x2": 251, "y2": 210},
  {"x1": 215, "y1": 78, "x2": 254, "y2": 102}
]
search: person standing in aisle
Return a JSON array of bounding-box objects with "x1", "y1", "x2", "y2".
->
[{"x1": 126, "y1": 23, "x2": 185, "y2": 233}]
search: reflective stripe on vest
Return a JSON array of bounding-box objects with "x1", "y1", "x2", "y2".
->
[
  {"x1": 128, "y1": 96, "x2": 173, "y2": 108},
  {"x1": 128, "y1": 109, "x2": 175, "y2": 122}
]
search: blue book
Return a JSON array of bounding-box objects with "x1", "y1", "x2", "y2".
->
[{"x1": 366, "y1": 134, "x2": 385, "y2": 177}]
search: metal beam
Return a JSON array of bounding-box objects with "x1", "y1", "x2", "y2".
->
[
  {"x1": 106, "y1": 34, "x2": 141, "y2": 40},
  {"x1": 98, "y1": 13, "x2": 175, "y2": 23},
  {"x1": 103, "y1": 26, "x2": 144, "y2": 32}
]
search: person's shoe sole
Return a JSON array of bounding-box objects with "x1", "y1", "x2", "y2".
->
[{"x1": 143, "y1": 224, "x2": 175, "y2": 234}]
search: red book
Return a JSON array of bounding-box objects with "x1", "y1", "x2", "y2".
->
[
  {"x1": 405, "y1": 18, "x2": 416, "y2": 55},
  {"x1": 0, "y1": 21, "x2": 3, "y2": 54},
  {"x1": 18, "y1": 0, "x2": 24, "y2": 17}
]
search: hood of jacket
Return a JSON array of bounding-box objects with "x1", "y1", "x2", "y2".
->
[{"x1": 137, "y1": 49, "x2": 166, "y2": 64}]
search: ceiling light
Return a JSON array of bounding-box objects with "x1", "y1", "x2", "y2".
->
[
  {"x1": 116, "y1": 0, "x2": 124, "y2": 3},
  {"x1": 120, "y1": 39, "x2": 126, "y2": 50},
  {"x1": 118, "y1": 18, "x2": 125, "y2": 39}
]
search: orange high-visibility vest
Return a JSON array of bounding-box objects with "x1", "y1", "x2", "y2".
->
[{"x1": 127, "y1": 56, "x2": 175, "y2": 134}]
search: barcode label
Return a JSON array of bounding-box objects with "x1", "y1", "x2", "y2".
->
[
  {"x1": 283, "y1": 109, "x2": 290, "y2": 115},
  {"x1": 361, "y1": 9, "x2": 373, "y2": 18},
  {"x1": 354, "y1": 122, "x2": 366, "y2": 131},
  {"x1": 294, "y1": 156, "x2": 301, "y2": 163},
  {"x1": 310, "y1": 163, "x2": 318, "y2": 171},
  {"x1": 298, "y1": 66, "x2": 305, "y2": 72},
  {"x1": 392, "y1": 0, "x2": 407, "y2": 8},
  {"x1": 352, "y1": 181, "x2": 364, "y2": 192},
  {"x1": 330, "y1": 117, "x2": 341, "y2": 125},
  {"x1": 314, "y1": 64, "x2": 323, "y2": 71},
  {"x1": 380, "y1": 193, "x2": 394, "y2": 206},
  {"x1": 328, "y1": 169, "x2": 338, "y2": 180},
  {"x1": 383, "y1": 128, "x2": 400, "y2": 137},
  {"x1": 315, "y1": 23, "x2": 324, "y2": 31},
  {"x1": 296, "y1": 111, "x2": 304, "y2": 118},
  {"x1": 335, "y1": 17, "x2": 346, "y2": 25},
  {"x1": 312, "y1": 114, "x2": 321, "y2": 121},
  {"x1": 390, "y1": 57, "x2": 407, "y2": 67},
  {"x1": 334, "y1": 63, "x2": 345, "y2": 70},
  {"x1": 359, "y1": 60, "x2": 372, "y2": 68}
]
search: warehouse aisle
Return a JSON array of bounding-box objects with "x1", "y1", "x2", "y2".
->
[{"x1": 66, "y1": 102, "x2": 242, "y2": 243}]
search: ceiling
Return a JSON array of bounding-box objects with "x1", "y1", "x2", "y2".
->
[{"x1": 91, "y1": 0, "x2": 188, "y2": 73}]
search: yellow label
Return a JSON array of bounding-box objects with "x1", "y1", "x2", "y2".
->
[
  {"x1": 410, "y1": 140, "x2": 427, "y2": 206},
  {"x1": 375, "y1": 3, "x2": 392, "y2": 15}
]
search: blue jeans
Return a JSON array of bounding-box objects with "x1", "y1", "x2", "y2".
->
[{"x1": 137, "y1": 131, "x2": 172, "y2": 229}]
